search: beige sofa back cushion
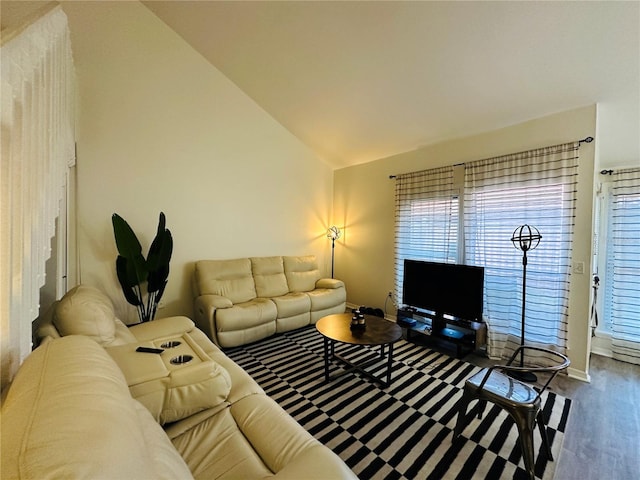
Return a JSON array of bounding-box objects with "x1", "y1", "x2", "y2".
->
[
  {"x1": 251, "y1": 256, "x2": 289, "y2": 298},
  {"x1": 0, "y1": 335, "x2": 193, "y2": 480},
  {"x1": 52, "y1": 284, "x2": 138, "y2": 346},
  {"x1": 195, "y1": 259, "x2": 257, "y2": 304},
  {"x1": 284, "y1": 255, "x2": 322, "y2": 293}
]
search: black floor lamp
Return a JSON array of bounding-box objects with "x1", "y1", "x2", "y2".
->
[
  {"x1": 510, "y1": 224, "x2": 541, "y2": 383},
  {"x1": 327, "y1": 226, "x2": 341, "y2": 278}
]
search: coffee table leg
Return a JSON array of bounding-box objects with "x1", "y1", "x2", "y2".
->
[
  {"x1": 385, "y1": 342, "x2": 394, "y2": 386},
  {"x1": 323, "y1": 337, "x2": 330, "y2": 381}
]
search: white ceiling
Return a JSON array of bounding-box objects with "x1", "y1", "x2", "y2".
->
[
  {"x1": 2, "y1": 1, "x2": 638, "y2": 170},
  {"x1": 142, "y1": 1, "x2": 639, "y2": 169}
]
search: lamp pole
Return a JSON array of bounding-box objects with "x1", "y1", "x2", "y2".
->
[
  {"x1": 331, "y1": 237, "x2": 336, "y2": 278},
  {"x1": 510, "y1": 224, "x2": 541, "y2": 383},
  {"x1": 327, "y1": 226, "x2": 341, "y2": 279}
]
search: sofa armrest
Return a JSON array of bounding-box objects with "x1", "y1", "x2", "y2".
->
[
  {"x1": 231, "y1": 394, "x2": 356, "y2": 479},
  {"x1": 316, "y1": 278, "x2": 345, "y2": 289},
  {"x1": 128, "y1": 316, "x2": 195, "y2": 341},
  {"x1": 197, "y1": 294, "x2": 234, "y2": 309},
  {"x1": 271, "y1": 445, "x2": 358, "y2": 480},
  {"x1": 193, "y1": 295, "x2": 233, "y2": 347}
]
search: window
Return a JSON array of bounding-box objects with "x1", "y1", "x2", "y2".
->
[
  {"x1": 394, "y1": 166, "x2": 458, "y2": 303},
  {"x1": 394, "y1": 143, "x2": 580, "y2": 358},
  {"x1": 603, "y1": 168, "x2": 640, "y2": 365}
]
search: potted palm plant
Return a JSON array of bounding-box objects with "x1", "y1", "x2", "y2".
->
[{"x1": 112, "y1": 212, "x2": 173, "y2": 323}]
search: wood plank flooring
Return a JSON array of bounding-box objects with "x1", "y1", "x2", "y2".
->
[
  {"x1": 465, "y1": 351, "x2": 640, "y2": 479},
  {"x1": 552, "y1": 354, "x2": 640, "y2": 480}
]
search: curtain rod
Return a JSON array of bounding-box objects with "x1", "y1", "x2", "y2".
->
[{"x1": 389, "y1": 136, "x2": 594, "y2": 179}]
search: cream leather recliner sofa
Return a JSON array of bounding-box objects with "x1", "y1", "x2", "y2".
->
[
  {"x1": 193, "y1": 255, "x2": 347, "y2": 347},
  {"x1": 1, "y1": 285, "x2": 357, "y2": 480}
]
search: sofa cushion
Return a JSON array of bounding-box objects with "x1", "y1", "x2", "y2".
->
[
  {"x1": 195, "y1": 259, "x2": 257, "y2": 304},
  {"x1": 133, "y1": 401, "x2": 196, "y2": 479},
  {"x1": 271, "y1": 292, "x2": 311, "y2": 318},
  {"x1": 0, "y1": 335, "x2": 193, "y2": 480},
  {"x1": 231, "y1": 394, "x2": 319, "y2": 473},
  {"x1": 36, "y1": 285, "x2": 138, "y2": 347},
  {"x1": 307, "y1": 287, "x2": 347, "y2": 311},
  {"x1": 170, "y1": 393, "x2": 356, "y2": 480},
  {"x1": 283, "y1": 255, "x2": 321, "y2": 292},
  {"x1": 170, "y1": 401, "x2": 273, "y2": 479},
  {"x1": 216, "y1": 298, "x2": 278, "y2": 331},
  {"x1": 251, "y1": 256, "x2": 289, "y2": 298},
  {"x1": 52, "y1": 285, "x2": 120, "y2": 345}
]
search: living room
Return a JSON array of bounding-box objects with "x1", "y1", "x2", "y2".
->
[
  {"x1": 55, "y1": 0, "x2": 635, "y2": 379},
  {"x1": 2, "y1": 1, "x2": 639, "y2": 480}
]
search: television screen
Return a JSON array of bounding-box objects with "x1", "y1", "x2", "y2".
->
[{"x1": 402, "y1": 259, "x2": 484, "y2": 322}]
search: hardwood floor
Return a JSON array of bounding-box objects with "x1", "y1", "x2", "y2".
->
[
  {"x1": 466, "y1": 351, "x2": 640, "y2": 479},
  {"x1": 552, "y1": 354, "x2": 640, "y2": 480}
]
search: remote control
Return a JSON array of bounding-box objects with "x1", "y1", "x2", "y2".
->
[{"x1": 136, "y1": 346, "x2": 164, "y2": 354}]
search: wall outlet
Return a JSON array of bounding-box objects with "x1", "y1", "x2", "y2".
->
[
  {"x1": 388, "y1": 290, "x2": 393, "y2": 298},
  {"x1": 573, "y1": 262, "x2": 585, "y2": 274}
]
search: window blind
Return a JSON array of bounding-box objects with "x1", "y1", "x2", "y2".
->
[
  {"x1": 605, "y1": 168, "x2": 640, "y2": 365},
  {"x1": 394, "y1": 166, "x2": 458, "y2": 303},
  {"x1": 464, "y1": 143, "x2": 579, "y2": 358}
]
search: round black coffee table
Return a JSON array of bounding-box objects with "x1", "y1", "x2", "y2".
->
[{"x1": 316, "y1": 313, "x2": 402, "y2": 387}]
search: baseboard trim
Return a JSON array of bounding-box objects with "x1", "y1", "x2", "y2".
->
[
  {"x1": 567, "y1": 366, "x2": 591, "y2": 383},
  {"x1": 590, "y1": 345, "x2": 613, "y2": 357}
]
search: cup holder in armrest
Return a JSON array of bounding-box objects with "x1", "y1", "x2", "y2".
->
[
  {"x1": 160, "y1": 340, "x2": 182, "y2": 349},
  {"x1": 170, "y1": 355, "x2": 193, "y2": 365}
]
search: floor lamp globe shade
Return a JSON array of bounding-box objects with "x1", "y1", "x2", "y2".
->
[{"x1": 511, "y1": 224, "x2": 541, "y2": 253}]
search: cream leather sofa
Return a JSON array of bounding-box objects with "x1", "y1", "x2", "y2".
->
[
  {"x1": 2, "y1": 285, "x2": 356, "y2": 480},
  {"x1": 193, "y1": 255, "x2": 347, "y2": 348}
]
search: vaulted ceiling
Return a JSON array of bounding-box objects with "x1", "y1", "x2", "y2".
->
[
  {"x1": 142, "y1": 1, "x2": 639, "y2": 169},
  {"x1": 3, "y1": 1, "x2": 639, "y2": 170}
]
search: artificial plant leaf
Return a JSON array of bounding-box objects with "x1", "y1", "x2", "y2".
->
[
  {"x1": 157, "y1": 211, "x2": 166, "y2": 233},
  {"x1": 112, "y1": 213, "x2": 143, "y2": 259},
  {"x1": 116, "y1": 255, "x2": 142, "y2": 306},
  {"x1": 148, "y1": 233, "x2": 173, "y2": 292},
  {"x1": 155, "y1": 280, "x2": 168, "y2": 305},
  {"x1": 147, "y1": 214, "x2": 173, "y2": 293}
]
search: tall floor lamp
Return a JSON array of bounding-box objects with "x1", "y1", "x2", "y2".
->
[
  {"x1": 327, "y1": 226, "x2": 341, "y2": 278},
  {"x1": 510, "y1": 224, "x2": 542, "y2": 383}
]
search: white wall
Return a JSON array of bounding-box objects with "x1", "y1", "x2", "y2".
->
[
  {"x1": 333, "y1": 106, "x2": 597, "y2": 379},
  {"x1": 62, "y1": 1, "x2": 335, "y2": 322}
]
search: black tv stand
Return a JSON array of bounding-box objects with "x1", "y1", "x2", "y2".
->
[{"x1": 397, "y1": 308, "x2": 486, "y2": 358}]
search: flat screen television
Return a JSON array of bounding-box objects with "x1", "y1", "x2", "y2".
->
[{"x1": 402, "y1": 259, "x2": 484, "y2": 323}]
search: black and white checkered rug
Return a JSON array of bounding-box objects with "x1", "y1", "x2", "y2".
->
[{"x1": 226, "y1": 326, "x2": 571, "y2": 480}]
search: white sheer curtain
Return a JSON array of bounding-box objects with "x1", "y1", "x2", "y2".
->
[
  {"x1": 393, "y1": 166, "x2": 458, "y2": 302},
  {"x1": 464, "y1": 143, "x2": 579, "y2": 360},
  {"x1": 1, "y1": 5, "x2": 75, "y2": 390},
  {"x1": 604, "y1": 168, "x2": 640, "y2": 365}
]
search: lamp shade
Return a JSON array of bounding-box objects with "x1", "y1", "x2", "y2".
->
[
  {"x1": 511, "y1": 224, "x2": 541, "y2": 252},
  {"x1": 327, "y1": 226, "x2": 341, "y2": 240}
]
